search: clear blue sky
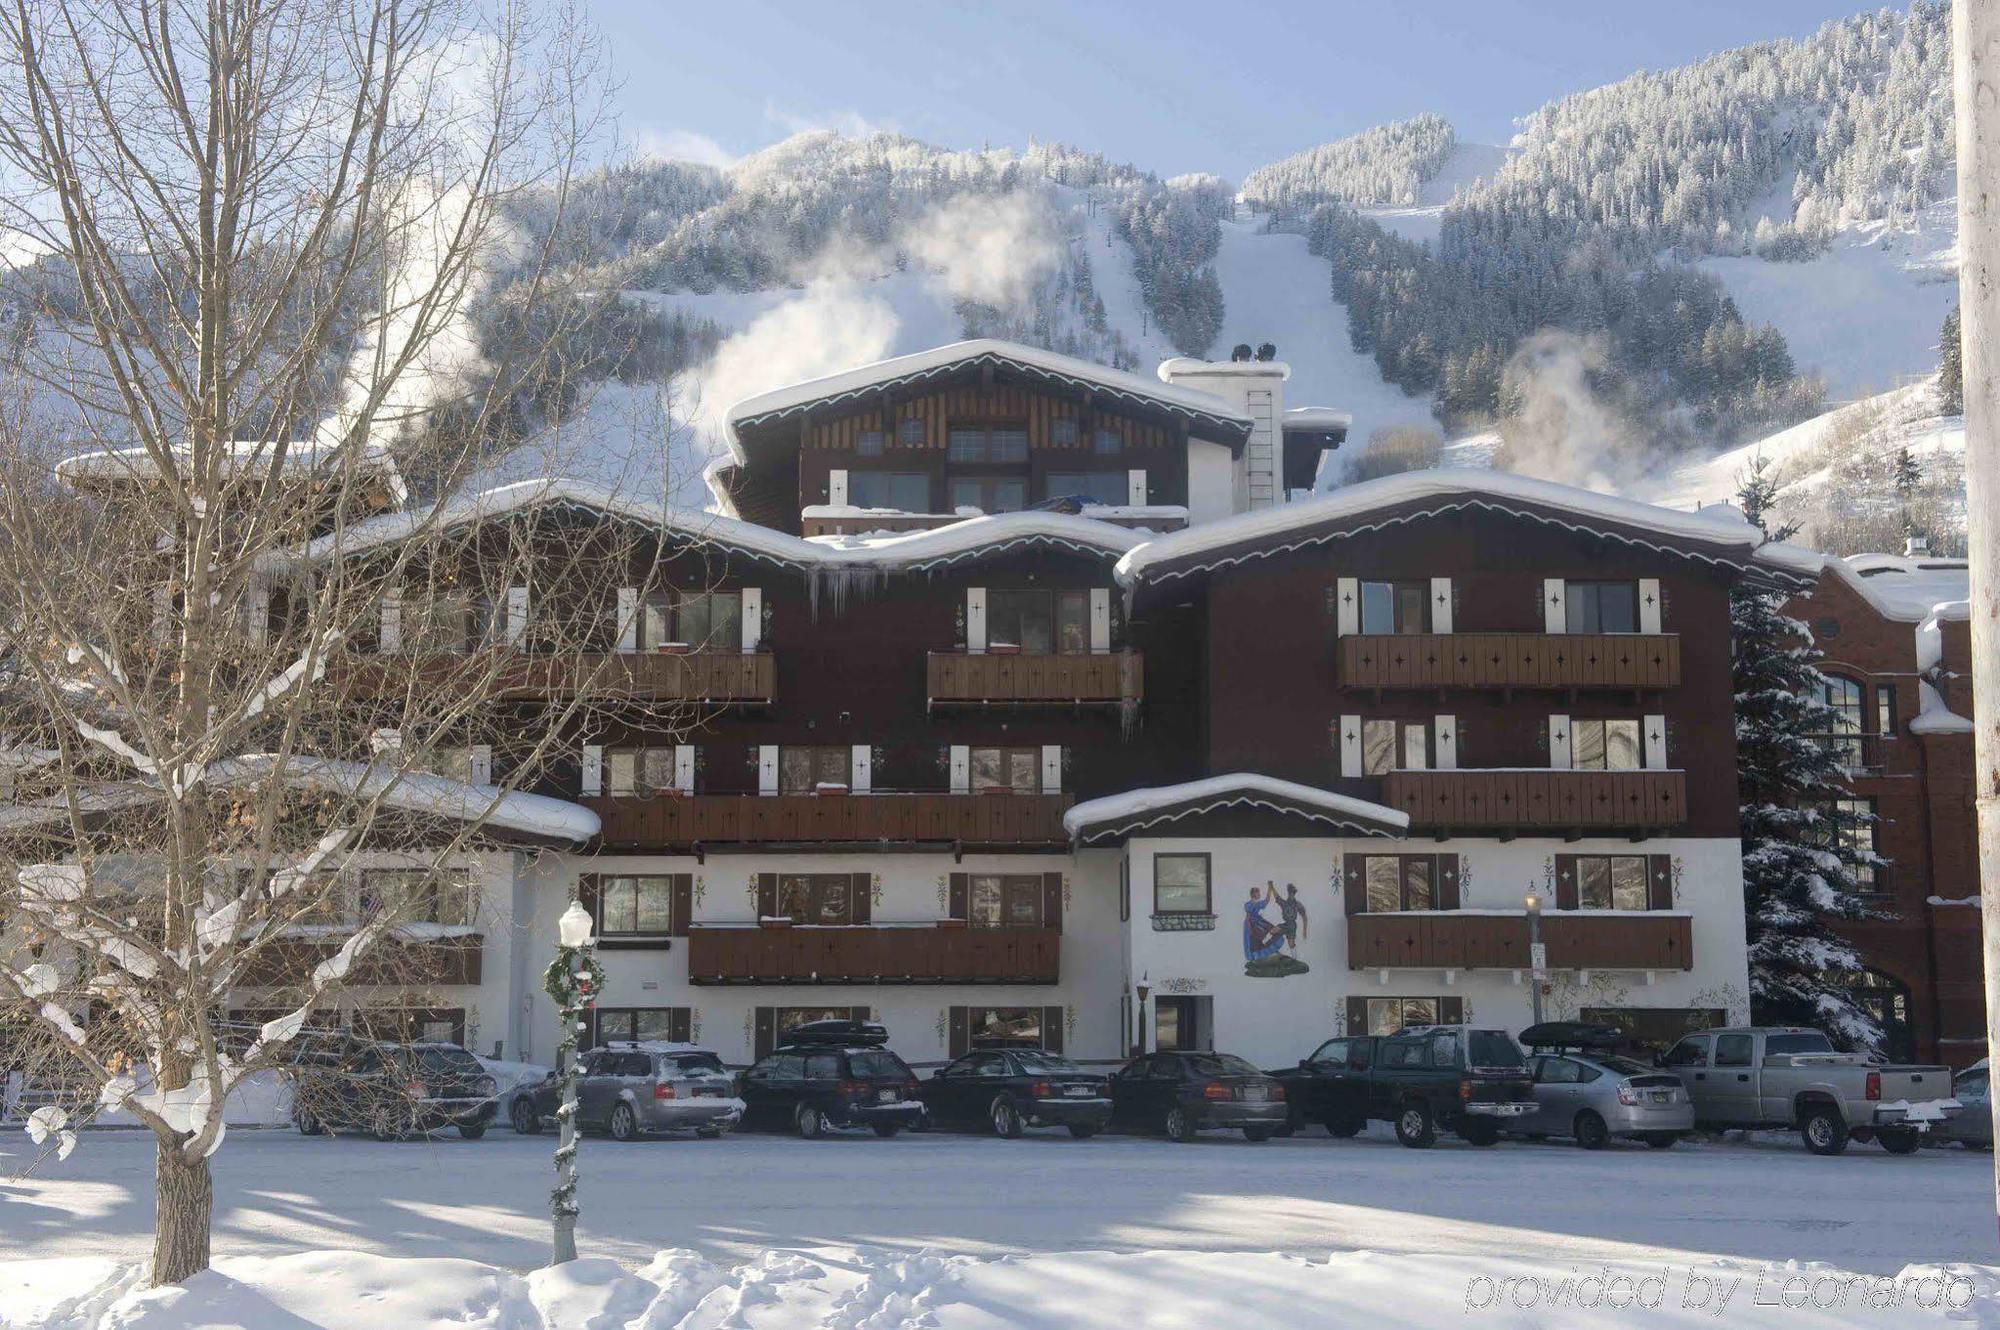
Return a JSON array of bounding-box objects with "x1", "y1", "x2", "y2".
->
[{"x1": 597, "y1": 0, "x2": 1882, "y2": 179}]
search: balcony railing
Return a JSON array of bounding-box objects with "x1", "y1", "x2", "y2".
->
[
  {"x1": 1380, "y1": 769, "x2": 1687, "y2": 831},
  {"x1": 1337, "y1": 633, "x2": 1681, "y2": 690},
  {"x1": 1348, "y1": 911, "x2": 1692, "y2": 971},
  {"x1": 586, "y1": 791, "x2": 1075, "y2": 849},
  {"x1": 927, "y1": 651, "x2": 1142, "y2": 706},
  {"x1": 335, "y1": 650, "x2": 776, "y2": 704},
  {"x1": 687, "y1": 923, "x2": 1058, "y2": 985},
  {"x1": 237, "y1": 934, "x2": 483, "y2": 986}
]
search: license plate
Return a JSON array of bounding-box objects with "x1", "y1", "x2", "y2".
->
[
  {"x1": 1241, "y1": 1085, "x2": 1268, "y2": 1102},
  {"x1": 1650, "y1": 1091, "x2": 1672, "y2": 1104},
  {"x1": 877, "y1": 1089, "x2": 896, "y2": 1103},
  {"x1": 1064, "y1": 1085, "x2": 1093, "y2": 1097}
]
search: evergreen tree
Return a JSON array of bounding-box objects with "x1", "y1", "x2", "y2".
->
[
  {"x1": 1938, "y1": 304, "x2": 1963, "y2": 416},
  {"x1": 1732, "y1": 458, "x2": 1886, "y2": 1049}
]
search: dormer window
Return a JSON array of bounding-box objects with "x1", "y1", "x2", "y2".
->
[
  {"x1": 856, "y1": 430, "x2": 885, "y2": 457},
  {"x1": 1091, "y1": 427, "x2": 1122, "y2": 456},
  {"x1": 896, "y1": 417, "x2": 926, "y2": 447},
  {"x1": 1050, "y1": 418, "x2": 1079, "y2": 447}
]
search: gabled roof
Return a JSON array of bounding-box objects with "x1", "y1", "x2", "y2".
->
[
  {"x1": 1063, "y1": 774, "x2": 1409, "y2": 844},
  {"x1": 724, "y1": 338, "x2": 1255, "y2": 454},
  {"x1": 1114, "y1": 470, "x2": 1792, "y2": 588},
  {"x1": 1823, "y1": 552, "x2": 1971, "y2": 622}
]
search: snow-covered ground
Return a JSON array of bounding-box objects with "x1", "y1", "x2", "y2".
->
[{"x1": 1359, "y1": 141, "x2": 1509, "y2": 246}]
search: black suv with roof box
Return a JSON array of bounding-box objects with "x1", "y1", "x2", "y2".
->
[
  {"x1": 1269, "y1": 1024, "x2": 1535, "y2": 1147},
  {"x1": 735, "y1": 1020, "x2": 924, "y2": 1138}
]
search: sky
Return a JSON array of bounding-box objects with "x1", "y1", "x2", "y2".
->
[{"x1": 598, "y1": 0, "x2": 1884, "y2": 180}]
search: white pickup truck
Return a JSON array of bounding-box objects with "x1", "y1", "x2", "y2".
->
[{"x1": 1658, "y1": 1026, "x2": 1958, "y2": 1155}]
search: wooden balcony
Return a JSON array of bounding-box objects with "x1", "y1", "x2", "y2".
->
[
  {"x1": 1337, "y1": 633, "x2": 1681, "y2": 691},
  {"x1": 335, "y1": 650, "x2": 776, "y2": 704},
  {"x1": 238, "y1": 934, "x2": 483, "y2": 986},
  {"x1": 688, "y1": 923, "x2": 1059, "y2": 985},
  {"x1": 585, "y1": 792, "x2": 1075, "y2": 850},
  {"x1": 1380, "y1": 769, "x2": 1686, "y2": 832},
  {"x1": 1348, "y1": 912, "x2": 1692, "y2": 971},
  {"x1": 802, "y1": 510, "x2": 1186, "y2": 538},
  {"x1": 927, "y1": 651, "x2": 1142, "y2": 707}
]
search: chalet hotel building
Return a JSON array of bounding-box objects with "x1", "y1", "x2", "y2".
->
[{"x1": 140, "y1": 340, "x2": 1826, "y2": 1069}]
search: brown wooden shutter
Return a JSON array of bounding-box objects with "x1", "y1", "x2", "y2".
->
[
  {"x1": 756, "y1": 872, "x2": 779, "y2": 920},
  {"x1": 1345, "y1": 996, "x2": 1368, "y2": 1036},
  {"x1": 1646, "y1": 854, "x2": 1674, "y2": 911},
  {"x1": 1553, "y1": 855, "x2": 1579, "y2": 911},
  {"x1": 1343, "y1": 854, "x2": 1367, "y2": 915},
  {"x1": 1437, "y1": 856, "x2": 1462, "y2": 911},
  {"x1": 1439, "y1": 996, "x2": 1464, "y2": 1025},
  {"x1": 948, "y1": 872, "x2": 969, "y2": 921},
  {"x1": 1042, "y1": 872, "x2": 1063, "y2": 932},
  {"x1": 850, "y1": 873, "x2": 872, "y2": 925},
  {"x1": 1042, "y1": 1006, "x2": 1065, "y2": 1054},
  {"x1": 671, "y1": 874, "x2": 693, "y2": 937},
  {"x1": 576, "y1": 874, "x2": 601, "y2": 930},
  {"x1": 668, "y1": 1008, "x2": 692, "y2": 1044},
  {"x1": 948, "y1": 1006, "x2": 969, "y2": 1059},
  {"x1": 753, "y1": 1007, "x2": 776, "y2": 1060}
]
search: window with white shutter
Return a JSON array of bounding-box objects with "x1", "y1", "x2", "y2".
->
[
  {"x1": 740, "y1": 587, "x2": 763, "y2": 651},
  {"x1": 758, "y1": 745, "x2": 778, "y2": 795},
  {"x1": 1548, "y1": 715, "x2": 1572, "y2": 769},
  {"x1": 1643, "y1": 714, "x2": 1668, "y2": 770},
  {"x1": 581, "y1": 744, "x2": 602, "y2": 796},
  {"x1": 1434, "y1": 716, "x2": 1457, "y2": 770},
  {"x1": 1542, "y1": 579, "x2": 1566, "y2": 634},
  {"x1": 966, "y1": 588, "x2": 987, "y2": 653},
  {"x1": 850, "y1": 744, "x2": 872, "y2": 793},
  {"x1": 828, "y1": 469, "x2": 849, "y2": 506},
  {"x1": 949, "y1": 745, "x2": 971, "y2": 794},
  {"x1": 378, "y1": 589, "x2": 403, "y2": 653},
  {"x1": 1337, "y1": 715, "x2": 1361, "y2": 778},
  {"x1": 674, "y1": 745, "x2": 695, "y2": 795},
  {"x1": 1335, "y1": 577, "x2": 1358, "y2": 636},
  {"x1": 1040, "y1": 745, "x2": 1063, "y2": 794},
  {"x1": 615, "y1": 588, "x2": 638, "y2": 653},
  {"x1": 1429, "y1": 578, "x2": 1453, "y2": 633},
  {"x1": 506, "y1": 586, "x2": 529, "y2": 646},
  {"x1": 1638, "y1": 578, "x2": 1663, "y2": 633},
  {"x1": 1088, "y1": 589, "x2": 1111, "y2": 653},
  {"x1": 1126, "y1": 469, "x2": 1148, "y2": 505}
]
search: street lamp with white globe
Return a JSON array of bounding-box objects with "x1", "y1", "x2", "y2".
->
[{"x1": 545, "y1": 897, "x2": 602, "y2": 1265}]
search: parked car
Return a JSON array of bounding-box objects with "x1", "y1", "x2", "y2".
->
[
  {"x1": 735, "y1": 1020, "x2": 924, "y2": 1139},
  {"x1": 508, "y1": 1042, "x2": 742, "y2": 1141},
  {"x1": 1657, "y1": 1026, "x2": 1959, "y2": 1156},
  {"x1": 291, "y1": 1038, "x2": 497, "y2": 1141},
  {"x1": 918, "y1": 1046, "x2": 1112, "y2": 1138},
  {"x1": 1931, "y1": 1060, "x2": 1990, "y2": 1151},
  {"x1": 1514, "y1": 1022, "x2": 1693, "y2": 1149},
  {"x1": 1108, "y1": 1050, "x2": 1288, "y2": 1142},
  {"x1": 1274, "y1": 1024, "x2": 1535, "y2": 1148}
]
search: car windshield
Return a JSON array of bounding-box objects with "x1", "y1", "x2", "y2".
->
[
  {"x1": 1183, "y1": 1054, "x2": 1261, "y2": 1078},
  {"x1": 847, "y1": 1051, "x2": 911, "y2": 1081},
  {"x1": 1596, "y1": 1055, "x2": 1657, "y2": 1077},
  {"x1": 1467, "y1": 1032, "x2": 1526, "y2": 1068},
  {"x1": 1013, "y1": 1052, "x2": 1081, "y2": 1073},
  {"x1": 1763, "y1": 1032, "x2": 1835, "y2": 1055},
  {"x1": 414, "y1": 1048, "x2": 483, "y2": 1078},
  {"x1": 668, "y1": 1053, "x2": 727, "y2": 1075}
]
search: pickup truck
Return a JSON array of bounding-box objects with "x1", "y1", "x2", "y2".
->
[
  {"x1": 1270, "y1": 1024, "x2": 1537, "y2": 1148},
  {"x1": 1657, "y1": 1026, "x2": 1959, "y2": 1156}
]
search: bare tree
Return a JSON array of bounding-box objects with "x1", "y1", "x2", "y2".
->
[{"x1": 0, "y1": 0, "x2": 683, "y2": 1286}]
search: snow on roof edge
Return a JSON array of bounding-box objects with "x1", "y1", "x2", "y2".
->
[{"x1": 1063, "y1": 773, "x2": 1409, "y2": 841}]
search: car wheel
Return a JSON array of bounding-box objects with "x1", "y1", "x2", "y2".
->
[
  {"x1": 1877, "y1": 1127, "x2": 1922, "y2": 1155},
  {"x1": 294, "y1": 1110, "x2": 323, "y2": 1136},
  {"x1": 510, "y1": 1098, "x2": 541, "y2": 1136},
  {"x1": 1460, "y1": 1119, "x2": 1500, "y2": 1147},
  {"x1": 1326, "y1": 1114, "x2": 1365, "y2": 1139},
  {"x1": 990, "y1": 1097, "x2": 1024, "y2": 1139},
  {"x1": 871, "y1": 1122, "x2": 901, "y2": 1139},
  {"x1": 1573, "y1": 1111, "x2": 1610, "y2": 1151},
  {"x1": 795, "y1": 1103, "x2": 825, "y2": 1140},
  {"x1": 1243, "y1": 1125, "x2": 1273, "y2": 1142},
  {"x1": 1800, "y1": 1106, "x2": 1849, "y2": 1156},
  {"x1": 458, "y1": 1120, "x2": 487, "y2": 1141},
  {"x1": 1394, "y1": 1102, "x2": 1436, "y2": 1149},
  {"x1": 609, "y1": 1103, "x2": 638, "y2": 1143},
  {"x1": 1068, "y1": 1124, "x2": 1100, "y2": 1140},
  {"x1": 1641, "y1": 1132, "x2": 1679, "y2": 1150},
  {"x1": 1164, "y1": 1105, "x2": 1198, "y2": 1143}
]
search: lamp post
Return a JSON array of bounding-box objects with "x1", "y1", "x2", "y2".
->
[
  {"x1": 545, "y1": 899, "x2": 602, "y2": 1266},
  {"x1": 1134, "y1": 973, "x2": 1150, "y2": 1056},
  {"x1": 1524, "y1": 890, "x2": 1546, "y2": 1027}
]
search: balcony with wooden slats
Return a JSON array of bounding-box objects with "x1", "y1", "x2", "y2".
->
[
  {"x1": 237, "y1": 934, "x2": 484, "y2": 986},
  {"x1": 927, "y1": 651, "x2": 1142, "y2": 707},
  {"x1": 1348, "y1": 911, "x2": 1692, "y2": 971},
  {"x1": 1337, "y1": 633, "x2": 1681, "y2": 691},
  {"x1": 585, "y1": 792, "x2": 1075, "y2": 850},
  {"x1": 687, "y1": 924, "x2": 1058, "y2": 985},
  {"x1": 335, "y1": 650, "x2": 776, "y2": 704},
  {"x1": 1379, "y1": 769, "x2": 1687, "y2": 832}
]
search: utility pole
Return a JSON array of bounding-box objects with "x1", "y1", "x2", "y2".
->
[{"x1": 1953, "y1": 0, "x2": 2000, "y2": 1246}]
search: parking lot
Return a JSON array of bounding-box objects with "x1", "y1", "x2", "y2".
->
[{"x1": 1, "y1": 1122, "x2": 1989, "y2": 1276}]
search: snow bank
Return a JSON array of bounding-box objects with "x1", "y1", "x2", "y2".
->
[{"x1": 5, "y1": 1246, "x2": 1993, "y2": 1329}]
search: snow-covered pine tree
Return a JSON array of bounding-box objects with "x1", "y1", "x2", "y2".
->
[
  {"x1": 1939, "y1": 304, "x2": 1964, "y2": 416},
  {"x1": 1732, "y1": 458, "x2": 1886, "y2": 1049}
]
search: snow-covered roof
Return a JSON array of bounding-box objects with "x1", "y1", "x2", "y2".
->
[
  {"x1": 59, "y1": 439, "x2": 408, "y2": 506},
  {"x1": 725, "y1": 339, "x2": 1255, "y2": 459},
  {"x1": 809, "y1": 510, "x2": 1148, "y2": 568},
  {"x1": 1156, "y1": 356, "x2": 1290, "y2": 381},
  {"x1": 1115, "y1": 469, "x2": 1781, "y2": 587},
  {"x1": 1063, "y1": 773, "x2": 1409, "y2": 843},
  {"x1": 1827, "y1": 552, "x2": 1971, "y2": 622},
  {"x1": 1910, "y1": 680, "x2": 1973, "y2": 735},
  {"x1": 1283, "y1": 407, "x2": 1353, "y2": 433},
  {"x1": 218, "y1": 755, "x2": 599, "y2": 844}
]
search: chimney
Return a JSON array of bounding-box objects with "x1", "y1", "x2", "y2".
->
[
  {"x1": 1904, "y1": 535, "x2": 1931, "y2": 558},
  {"x1": 1158, "y1": 349, "x2": 1290, "y2": 516}
]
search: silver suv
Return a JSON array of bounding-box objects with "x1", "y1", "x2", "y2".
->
[{"x1": 508, "y1": 1042, "x2": 743, "y2": 1141}]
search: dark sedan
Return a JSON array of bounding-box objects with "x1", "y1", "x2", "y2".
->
[
  {"x1": 1108, "y1": 1050, "x2": 1288, "y2": 1142},
  {"x1": 918, "y1": 1047, "x2": 1112, "y2": 1138}
]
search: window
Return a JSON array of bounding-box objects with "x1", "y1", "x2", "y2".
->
[
  {"x1": 1876, "y1": 684, "x2": 1896, "y2": 737},
  {"x1": 986, "y1": 589, "x2": 1090, "y2": 654},
  {"x1": 1811, "y1": 797, "x2": 1881, "y2": 893},
  {"x1": 947, "y1": 475, "x2": 1027, "y2": 514},
  {"x1": 970, "y1": 746, "x2": 1041, "y2": 793},
  {"x1": 1713, "y1": 1032, "x2": 1754, "y2": 1067},
  {"x1": 1359, "y1": 581, "x2": 1430, "y2": 634},
  {"x1": 946, "y1": 424, "x2": 1028, "y2": 463},
  {"x1": 896, "y1": 417, "x2": 926, "y2": 446},
  {"x1": 805, "y1": 1052, "x2": 841, "y2": 1080},
  {"x1": 641, "y1": 591, "x2": 741, "y2": 651},
  {"x1": 855, "y1": 430, "x2": 885, "y2": 457},
  {"x1": 359, "y1": 869, "x2": 478, "y2": 926},
  {"x1": 401, "y1": 592, "x2": 499, "y2": 654},
  {"x1": 1050, "y1": 418, "x2": 1080, "y2": 447},
  {"x1": 1308, "y1": 1039, "x2": 1348, "y2": 1066},
  {"x1": 1566, "y1": 581, "x2": 1639, "y2": 634},
  {"x1": 1536, "y1": 1056, "x2": 1584, "y2": 1085},
  {"x1": 1364, "y1": 855, "x2": 1440, "y2": 912},
  {"x1": 1361, "y1": 719, "x2": 1429, "y2": 775},
  {"x1": 967, "y1": 1006, "x2": 1047, "y2": 1045},
  {"x1": 1810, "y1": 674, "x2": 1864, "y2": 766},
  {"x1": 607, "y1": 747, "x2": 677, "y2": 797},
  {"x1": 1763, "y1": 1031, "x2": 1836, "y2": 1056},
  {"x1": 779, "y1": 746, "x2": 851, "y2": 794},
  {"x1": 1153, "y1": 853, "x2": 1211, "y2": 915},
  {"x1": 1091, "y1": 427, "x2": 1122, "y2": 456},
  {"x1": 1574, "y1": 856, "x2": 1649, "y2": 910},
  {"x1": 848, "y1": 471, "x2": 929, "y2": 511},
  {"x1": 776, "y1": 874, "x2": 854, "y2": 925},
  {"x1": 969, "y1": 874, "x2": 1045, "y2": 928},
  {"x1": 1661, "y1": 1034, "x2": 1711, "y2": 1067},
  {"x1": 597, "y1": 875, "x2": 675, "y2": 939},
  {"x1": 1368, "y1": 997, "x2": 1438, "y2": 1036},
  {"x1": 593, "y1": 1007, "x2": 684, "y2": 1046},
  {"x1": 1044, "y1": 472, "x2": 1128, "y2": 506},
  {"x1": 1570, "y1": 718, "x2": 1640, "y2": 770}
]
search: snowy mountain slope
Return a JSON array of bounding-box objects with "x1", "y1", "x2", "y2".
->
[{"x1": 1359, "y1": 142, "x2": 1508, "y2": 246}]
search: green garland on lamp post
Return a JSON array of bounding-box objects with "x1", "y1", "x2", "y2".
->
[{"x1": 544, "y1": 898, "x2": 604, "y2": 1266}]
